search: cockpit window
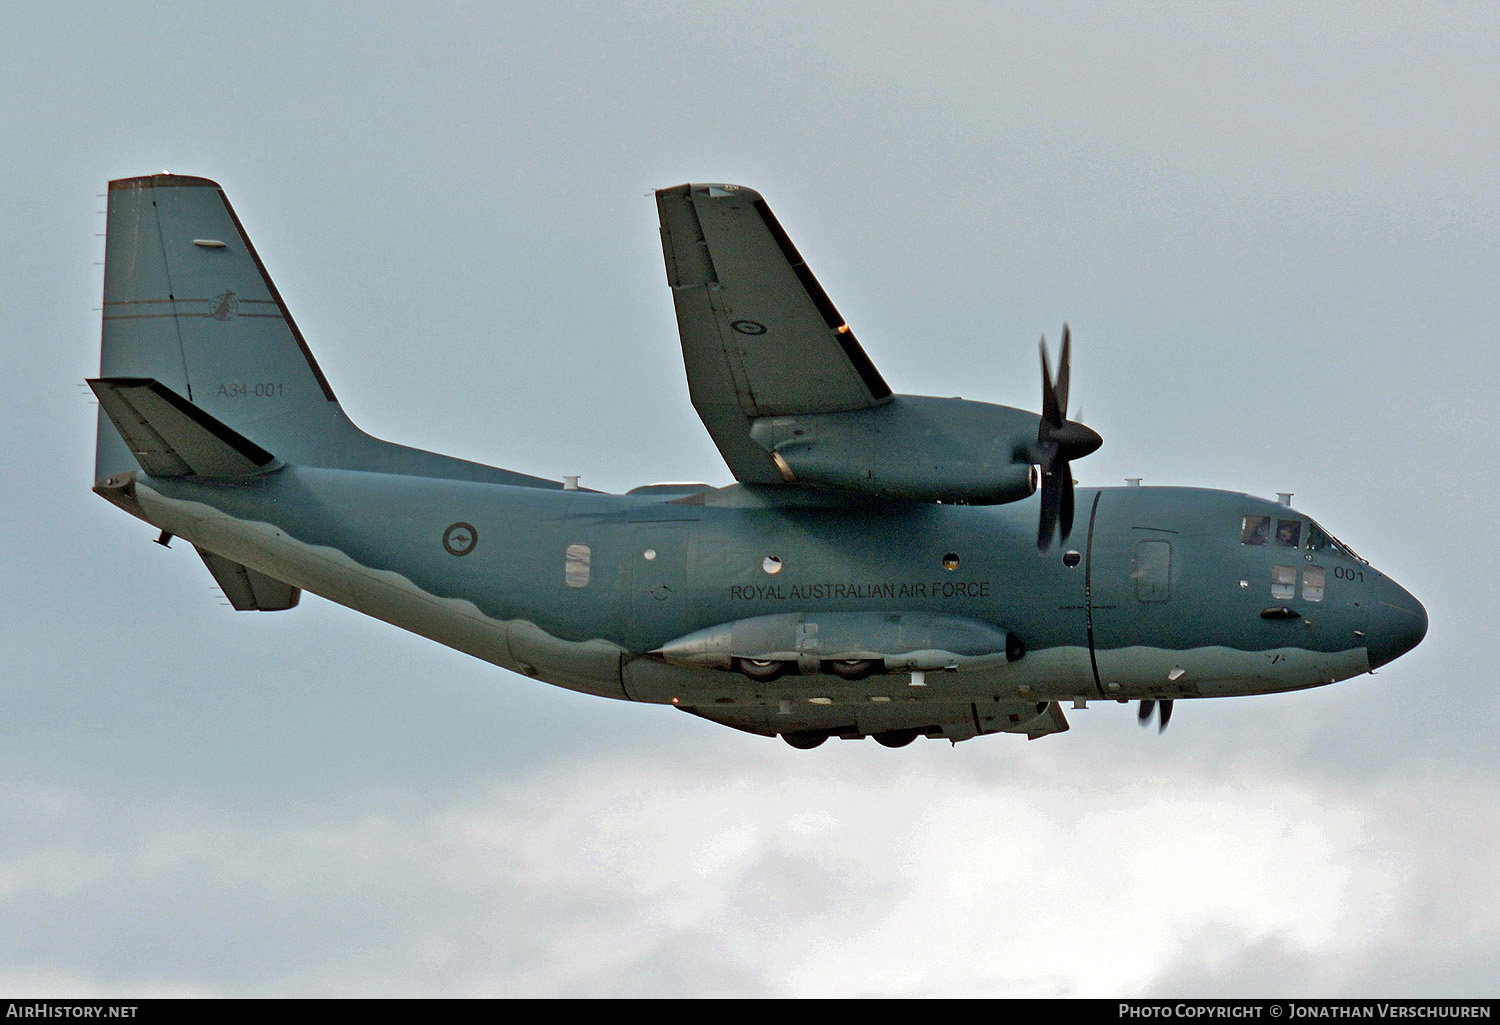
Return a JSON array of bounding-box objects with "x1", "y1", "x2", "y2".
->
[
  {"x1": 1313, "y1": 521, "x2": 1364, "y2": 562},
  {"x1": 1245, "y1": 513, "x2": 1366, "y2": 563},
  {"x1": 1306, "y1": 522, "x2": 1341, "y2": 555},
  {"x1": 1241, "y1": 515, "x2": 1270, "y2": 546},
  {"x1": 1274, "y1": 518, "x2": 1302, "y2": 548}
]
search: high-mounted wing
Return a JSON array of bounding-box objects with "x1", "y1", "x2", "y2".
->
[
  {"x1": 656, "y1": 183, "x2": 1102, "y2": 532},
  {"x1": 656, "y1": 184, "x2": 891, "y2": 484}
]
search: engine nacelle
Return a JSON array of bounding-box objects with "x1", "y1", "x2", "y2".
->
[{"x1": 750, "y1": 394, "x2": 1040, "y2": 504}]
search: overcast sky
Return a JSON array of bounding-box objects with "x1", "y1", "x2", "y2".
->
[{"x1": 2, "y1": 1, "x2": 1496, "y2": 997}]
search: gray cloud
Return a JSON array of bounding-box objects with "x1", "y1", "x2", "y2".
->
[{"x1": 2, "y1": 751, "x2": 1493, "y2": 997}]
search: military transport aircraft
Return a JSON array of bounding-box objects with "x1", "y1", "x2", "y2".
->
[{"x1": 88, "y1": 175, "x2": 1427, "y2": 748}]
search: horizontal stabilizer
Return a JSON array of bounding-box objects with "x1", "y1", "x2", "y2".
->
[
  {"x1": 196, "y1": 547, "x2": 301, "y2": 611},
  {"x1": 89, "y1": 377, "x2": 280, "y2": 479}
]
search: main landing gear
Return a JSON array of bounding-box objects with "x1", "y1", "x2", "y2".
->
[
  {"x1": 779, "y1": 728, "x2": 921, "y2": 749},
  {"x1": 781, "y1": 731, "x2": 828, "y2": 750},
  {"x1": 734, "y1": 657, "x2": 887, "y2": 682}
]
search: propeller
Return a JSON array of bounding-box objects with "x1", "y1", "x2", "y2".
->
[
  {"x1": 1033, "y1": 325, "x2": 1103, "y2": 550},
  {"x1": 1137, "y1": 699, "x2": 1174, "y2": 733}
]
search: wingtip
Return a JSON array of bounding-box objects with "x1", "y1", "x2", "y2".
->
[
  {"x1": 690, "y1": 182, "x2": 764, "y2": 202},
  {"x1": 655, "y1": 183, "x2": 765, "y2": 204},
  {"x1": 109, "y1": 173, "x2": 222, "y2": 191}
]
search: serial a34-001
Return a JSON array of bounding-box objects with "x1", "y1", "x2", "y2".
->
[{"x1": 88, "y1": 176, "x2": 1427, "y2": 748}]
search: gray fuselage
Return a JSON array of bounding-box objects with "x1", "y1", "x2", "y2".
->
[{"x1": 114, "y1": 467, "x2": 1427, "y2": 741}]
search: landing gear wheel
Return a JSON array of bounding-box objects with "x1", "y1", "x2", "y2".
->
[
  {"x1": 782, "y1": 731, "x2": 828, "y2": 750},
  {"x1": 735, "y1": 658, "x2": 790, "y2": 682},
  {"x1": 873, "y1": 729, "x2": 920, "y2": 748},
  {"x1": 826, "y1": 658, "x2": 881, "y2": 681}
]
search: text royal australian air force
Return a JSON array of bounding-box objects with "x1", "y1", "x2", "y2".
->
[{"x1": 729, "y1": 579, "x2": 993, "y2": 602}]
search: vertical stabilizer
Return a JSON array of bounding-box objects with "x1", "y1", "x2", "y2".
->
[
  {"x1": 96, "y1": 174, "x2": 350, "y2": 479},
  {"x1": 93, "y1": 174, "x2": 561, "y2": 489}
]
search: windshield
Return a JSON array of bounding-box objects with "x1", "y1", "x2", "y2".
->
[
  {"x1": 1306, "y1": 520, "x2": 1364, "y2": 562},
  {"x1": 1240, "y1": 513, "x2": 1365, "y2": 563}
]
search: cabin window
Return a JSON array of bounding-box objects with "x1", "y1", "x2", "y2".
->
[
  {"x1": 565, "y1": 544, "x2": 591, "y2": 588},
  {"x1": 1302, "y1": 566, "x2": 1325, "y2": 602},
  {"x1": 1274, "y1": 518, "x2": 1302, "y2": 548},
  {"x1": 941, "y1": 552, "x2": 960, "y2": 571},
  {"x1": 1241, "y1": 515, "x2": 1270, "y2": 545},
  {"x1": 1271, "y1": 565, "x2": 1296, "y2": 600},
  {"x1": 762, "y1": 555, "x2": 783, "y2": 575}
]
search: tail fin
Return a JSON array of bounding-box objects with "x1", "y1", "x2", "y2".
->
[
  {"x1": 95, "y1": 174, "x2": 559, "y2": 489},
  {"x1": 96, "y1": 174, "x2": 350, "y2": 480}
]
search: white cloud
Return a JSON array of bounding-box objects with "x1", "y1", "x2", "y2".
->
[{"x1": 4, "y1": 747, "x2": 1491, "y2": 997}]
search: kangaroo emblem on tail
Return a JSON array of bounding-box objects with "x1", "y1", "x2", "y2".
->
[{"x1": 208, "y1": 290, "x2": 238, "y2": 321}]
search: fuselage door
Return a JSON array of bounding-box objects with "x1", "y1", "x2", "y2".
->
[
  {"x1": 1084, "y1": 488, "x2": 1183, "y2": 692},
  {"x1": 1135, "y1": 539, "x2": 1172, "y2": 603}
]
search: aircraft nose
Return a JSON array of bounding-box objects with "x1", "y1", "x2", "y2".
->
[{"x1": 1366, "y1": 576, "x2": 1428, "y2": 670}]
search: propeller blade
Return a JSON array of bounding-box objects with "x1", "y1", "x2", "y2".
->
[
  {"x1": 1037, "y1": 469, "x2": 1061, "y2": 550},
  {"x1": 1136, "y1": 698, "x2": 1175, "y2": 732},
  {"x1": 1058, "y1": 460, "x2": 1075, "y2": 542},
  {"x1": 1034, "y1": 327, "x2": 1098, "y2": 550},
  {"x1": 1039, "y1": 336, "x2": 1061, "y2": 428},
  {"x1": 1056, "y1": 323, "x2": 1071, "y2": 418}
]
